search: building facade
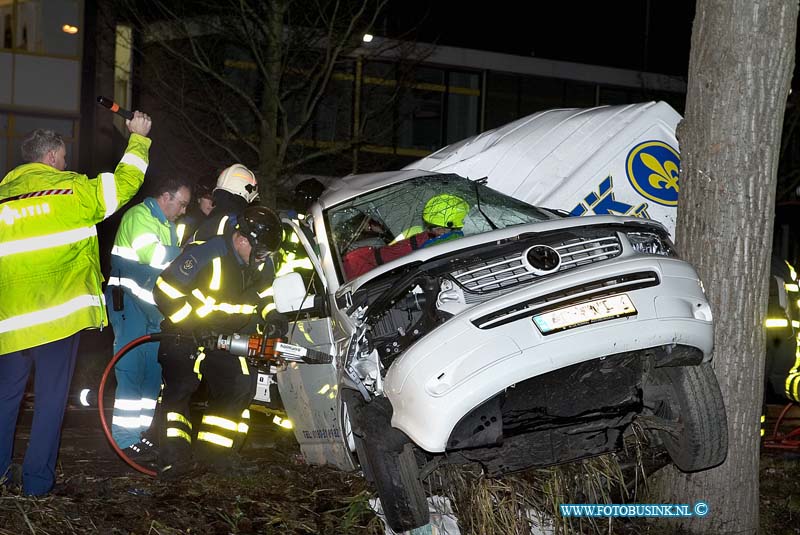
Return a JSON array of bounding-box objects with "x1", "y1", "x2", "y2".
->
[{"x1": 0, "y1": 0, "x2": 83, "y2": 174}]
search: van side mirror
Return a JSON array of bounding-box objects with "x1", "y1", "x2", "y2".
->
[{"x1": 273, "y1": 272, "x2": 318, "y2": 313}]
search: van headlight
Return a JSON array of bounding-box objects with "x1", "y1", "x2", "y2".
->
[{"x1": 625, "y1": 231, "x2": 677, "y2": 257}]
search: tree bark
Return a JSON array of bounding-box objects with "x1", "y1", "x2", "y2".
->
[
  {"x1": 651, "y1": 1, "x2": 797, "y2": 533},
  {"x1": 257, "y1": 0, "x2": 286, "y2": 209}
]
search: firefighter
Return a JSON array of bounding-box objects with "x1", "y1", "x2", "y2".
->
[
  {"x1": 191, "y1": 163, "x2": 259, "y2": 243},
  {"x1": 175, "y1": 179, "x2": 214, "y2": 246},
  {"x1": 152, "y1": 205, "x2": 283, "y2": 477},
  {"x1": 106, "y1": 176, "x2": 192, "y2": 457},
  {"x1": 288, "y1": 177, "x2": 325, "y2": 220},
  {"x1": 0, "y1": 111, "x2": 152, "y2": 495},
  {"x1": 276, "y1": 177, "x2": 324, "y2": 281}
]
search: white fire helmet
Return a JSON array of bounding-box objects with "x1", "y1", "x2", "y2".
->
[{"x1": 214, "y1": 164, "x2": 259, "y2": 203}]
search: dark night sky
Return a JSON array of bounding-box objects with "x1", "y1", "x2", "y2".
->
[{"x1": 386, "y1": 1, "x2": 696, "y2": 77}]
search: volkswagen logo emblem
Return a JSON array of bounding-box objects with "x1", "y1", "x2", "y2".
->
[{"x1": 525, "y1": 245, "x2": 561, "y2": 275}]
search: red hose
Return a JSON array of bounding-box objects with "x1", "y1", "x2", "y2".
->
[{"x1": 98, "y1": 334, "x2": 165, "y2": 477}]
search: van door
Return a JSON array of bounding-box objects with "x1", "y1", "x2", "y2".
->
[{"x1": 275, "y1": 219, "x2": 356, "y2": 471}]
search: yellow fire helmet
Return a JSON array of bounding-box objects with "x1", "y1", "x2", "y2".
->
[{"x1": 422, "y1": 193, "x2": 470, "y2": 229}]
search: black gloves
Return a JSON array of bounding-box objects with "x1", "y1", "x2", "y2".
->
[{"x1": 263, "y1": 310, "x2": 289, "y2": 338}]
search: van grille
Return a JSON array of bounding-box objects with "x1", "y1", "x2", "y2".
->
[{"x1": 452, "y1": 235, "x2": 621, "y2": 297}]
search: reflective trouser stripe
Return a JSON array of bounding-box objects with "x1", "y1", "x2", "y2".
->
[
  {"x1": 167, "y1": 428, "x2": 192, "y2": 443},
  {"x1": 197, "y1": 431, "x2": 233, "y2": 448},
  {"x1": 114, "y1": 398, "x2": 142, "y2": 410},
  {"x1": 167, "y1": 412, "x2": 192, "y2": 427},
  {"x1": 201, "y1": 415, "x2": 238, "y2": 432},
  {"x1": 239, "y1": 409, "x2": 250, "y2": 434},
  {"x1": 112, "y1": 415, "x2": 142, "y2": 428},
  {"x1": 166, "y1": 411, "x2": 193, "y2": 444}
]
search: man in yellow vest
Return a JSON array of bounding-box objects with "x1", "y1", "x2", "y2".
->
[
  {"x1": 106, "y1": 176, "x2": 192, "y2": 457},
  {"x1": 0, "y1": 111, "x2": 152, "y2": 495}
]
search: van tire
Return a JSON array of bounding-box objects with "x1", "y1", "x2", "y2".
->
[
  {"x1": 365, "y1": 442, "x2": 429, "y2": 532},
  {"x1": 651, "y1": 362, "x2": 728, "y2": 472},
  {"x1": 344, "y1": 391, "x2": 429, "y2": 532}
]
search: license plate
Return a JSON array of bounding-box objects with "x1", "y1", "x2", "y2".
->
[{"x1": 533, "y1": 294, "x2": 636, "y2": 334}]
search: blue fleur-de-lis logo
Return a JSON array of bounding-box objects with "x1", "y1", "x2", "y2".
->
[{"x1": 626, "y1": 141, "x2": 681, "y2": 206}]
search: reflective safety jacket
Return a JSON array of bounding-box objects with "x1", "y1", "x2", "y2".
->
[
  {"x1": 108, "y1": 197, "x2": 181, "y2": 325},
  {"x1": 175, "y1": 209, "x2": 206, "y2": 247},
  {"x1": 190, "y1": 190, "x2": 248, "y2": 244},
  {"x1": 274, "y1": 221, "x2": 315, "y2": 279},
  {"x1": 153, "y1": 234, "x2": 272, "y2": 334},
  {"x1": 0, "y1": 134, "x2": 151, "y2": 355},
  {"x1": 183, "y1": 212, "x2": 313, "y2": 321}
]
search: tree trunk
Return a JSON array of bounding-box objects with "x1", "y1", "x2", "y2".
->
[
  {"x1": 257, "y1": 0, "x2": 286, "y2": 209},
  {"x1": 651, "y1": 1, "x2": 797, "y2": 533}
]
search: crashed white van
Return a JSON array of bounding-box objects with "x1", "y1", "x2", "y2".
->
[{"x1": 271, "y1": 102, "x2": 727, "y2": 532}]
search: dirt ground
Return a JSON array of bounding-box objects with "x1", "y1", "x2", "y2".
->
[
  {"x1": 2, "y1": 404, "x2": 800, "y2": 535},
  {"x1": 2, "y1": 407, "x2": 384, "y2": 535}
]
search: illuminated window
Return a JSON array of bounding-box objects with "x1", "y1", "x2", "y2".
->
[
  {"x1": 114, "y1": 24, "x2": 133, "y2": 134},
  {"x1": 0, "y1": 0, "x2": 81, "y2": 56}
]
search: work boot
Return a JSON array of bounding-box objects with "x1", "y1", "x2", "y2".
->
[
  {"x1": 123, "y1": 437, "x2": 159, "y2": 463},
  {"x1": 157, "y1": 460, "x2": 201, "y2": 480}
]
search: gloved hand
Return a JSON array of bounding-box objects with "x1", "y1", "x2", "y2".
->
[
  {"x1": 192, "y1": 330, "x2": 218, "y2": 348},
  {"x1": 263, "y1": 311, "x2": 289, "y2": 338}
]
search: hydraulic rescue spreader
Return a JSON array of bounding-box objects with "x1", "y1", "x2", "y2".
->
[
  {"x1": 215, "y1": 333, "x2": 333, "y2": 366},
  {"x1": 98, "y1": 332, "x2": 332, "y2": 476}
]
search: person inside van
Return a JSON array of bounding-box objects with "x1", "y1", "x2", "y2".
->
[{"x1": 341, "y1": 194, "x2": 470, "y2": 280}]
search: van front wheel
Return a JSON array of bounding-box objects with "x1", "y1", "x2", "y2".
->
[{"x1": 643, "y1": 362, "x2": 728, "y2": 472}]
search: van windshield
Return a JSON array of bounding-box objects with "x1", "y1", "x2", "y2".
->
[{"x1": 325, "y1": 174, "x2": 558, "y2": 282}]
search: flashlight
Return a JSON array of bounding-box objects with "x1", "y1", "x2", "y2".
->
[{"x1": 96, "y1": 96, "x2": 134, "y2": 120}]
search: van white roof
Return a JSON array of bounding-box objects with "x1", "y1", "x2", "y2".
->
[{"x1": 406, "y1": 101, "x2": 681, "y2": 209}]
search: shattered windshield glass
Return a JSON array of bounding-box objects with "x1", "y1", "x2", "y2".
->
[{"x1": 325, "y1": 174, "x2": 558, "y2": 282}]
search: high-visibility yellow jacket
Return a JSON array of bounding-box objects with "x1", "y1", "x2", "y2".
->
[
  {"x1": 108, "y1": 197, "x2": 181, "y2": 326},
  {"x1": 0, "y1": 133, "x2": 151, "y2": 355}
]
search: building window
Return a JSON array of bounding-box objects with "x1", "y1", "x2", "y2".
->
[
  {"x1": 314, "y1": 63, "x2": 354, "y2": 144},
  {"x1": 519, "y1": 76, "x2": 565, "y2": 115},
  {"x1": 114, "y1": 24, "x2": 133, "y2": 134},
  {"x1": 361, "y1": 62, "x2": 481, "y2": 155},
  {"x1": 446, "y1": 71, "x2": 480, "y2": 144},
  {"x1": 0, "y1": 1, "x2": 81, "y2": 56},
  {"x1": 362, "y1": 61, "x2": 396, "y2": 147},
  {"x1": 564, "y1": 80, "x2": 598, "y2": 107},
  {"x1": 2, "y1": 113, "x2": 75, "y2": 169},
  {"x1": 485, "y1": 72, "x2": 520, "y2": 130},
  {"x1": 398, "y1": 81, "x2": 444, "y2": 151}
]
